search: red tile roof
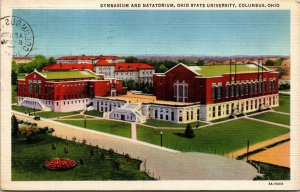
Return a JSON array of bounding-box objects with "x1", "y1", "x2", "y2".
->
[
  {"x1": 115, "y1": 63, "x2": 155, "y2": 71},
  {"x1": 57, "y1": 55, "x2": 121, "y2": 60},
  {"x1": 42, "y1": 63, "x2": 94, "y2": 71},
  {"x1": 94, "y1": 59, "x2": 115, "y2": 66}
]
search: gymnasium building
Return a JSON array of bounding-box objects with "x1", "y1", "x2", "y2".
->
[{"x1": 17, "y1": 61, "x2": 279, "y2": 123}]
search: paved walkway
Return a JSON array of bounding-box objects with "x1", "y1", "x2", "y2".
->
[
  {"x1": 13, "y1": 111, "x2": 258, "y2": 180},
  {"x1": 245, "y1": 116, "x2": 290, "y2": 128},
  {"x1": 131, "y1": 123, "x2": 137, "y2": 140},
  {"x1": 225, "y1": 133, "x2": 290, "y2": 159}
]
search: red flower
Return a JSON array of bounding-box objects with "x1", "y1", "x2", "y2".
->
[{"x1": 44, "y1": 158, "x2": 77, "y2": 171}]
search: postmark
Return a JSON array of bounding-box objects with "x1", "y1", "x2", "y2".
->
[{"x1": 0, "y1": 16, "x2": 34, "y2": 57}]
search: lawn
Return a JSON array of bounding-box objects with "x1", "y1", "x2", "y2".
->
[
  {"x1": 12, "y1": 105, "x2": 38, "y2": 113},
  {"x1": 144, "y1": 119, "x2": 207, "y2": 128},
  {"x1": 251, "y1": 112, "x2": 290, "y2": 126},
  {"x1": 12, "y1": 85, "x2": 17, "y2": 104},
  {"x1": 61, "y1": 115, "x2": 95, "y2": 119},
  {"x1": 273, "y1": 95, "x2": 290, "y2": 113},
  {"x1": 37, "y1": 111, "x2": 81, "y2": 118},
  {"x1": 57, "y1": 120, "x2": 131, "y2": 138},
  {"x1": 137, "y1": 118, "x2": 289, "y2": 155},
  {"x1": 12, "y1": 135, "x2": 152, "y2": 180},
  {"x1": 84, "y1": 110, "x2": 103, "y2": 117}
]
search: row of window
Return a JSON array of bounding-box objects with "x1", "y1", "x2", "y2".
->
[
  {"x1": 28, "y1": 80, "x2": 42, "y2": 95},
  {"x1": 153, "y1": 108, "x2": 200, "y2": 122},
  {"x1": 210, "y1": 96, "x2": 277, "y2": 118},
  {"x1": 174, "y1": 83, "x2": 188, "y2": 102},
  {"x1": 212, "y1": 80, "x2": 276, "y2": 100}
]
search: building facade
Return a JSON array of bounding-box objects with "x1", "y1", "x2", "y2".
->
[{"x1": 17, "y1": 70, "x2": 127, "y2": 112}]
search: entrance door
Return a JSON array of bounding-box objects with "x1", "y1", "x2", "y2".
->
[{"x1": 121, "y1": 115, "x2": 125, "y2": 120}]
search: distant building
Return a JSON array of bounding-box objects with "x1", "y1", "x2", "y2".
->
[{"x1": 43, "y1": 55, "x2": 155, "y2": 83}]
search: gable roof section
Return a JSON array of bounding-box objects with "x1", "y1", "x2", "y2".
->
[
  {"x1": 115, "y1": 63, "x2": 155, "y2": 71},
  {"x1": 162, "y1": 63, "x2": 202, "y2": 76}
]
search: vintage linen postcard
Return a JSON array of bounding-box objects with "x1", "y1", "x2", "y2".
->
[{"x1": 1, "y1": 0, "x2": 300, "y2": 190}]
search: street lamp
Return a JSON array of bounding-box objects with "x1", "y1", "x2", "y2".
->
[
  {"x1": 160, "y1": 131, "x2": 163, "y2": 147},
  {"x1": 84, "y1": 115, "x2": 87, "y2": 128}
]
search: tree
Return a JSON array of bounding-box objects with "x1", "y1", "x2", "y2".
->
[
  {"x1": 48, "y1": 57, "x2": 57, "y2": 64},
  {"x1": 184, "y1": 124, "x2": 195, "y2": 138},
  {"x1": 158, "y1": 64, "x2": 168, "y2": 73},
  {"x1": 265, "y1": 60, "x2": 275, "y2": 66},
  {"x1": 196, "y1": 59, "x2": 205, "y2": 66},
  {"x1": 11, "y1": 70, "x2": 18, "y2": 85},
  {"x1": 11, "y1": 115, "x2": 19, "y2": 137},
  {"x1": 125, "y1": 56, "x2": 139, "y2": 63}
]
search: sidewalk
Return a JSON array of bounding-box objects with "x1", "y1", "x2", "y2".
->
[{"x1": 13, "y1": 111, "x2": 258, "y2": 180}]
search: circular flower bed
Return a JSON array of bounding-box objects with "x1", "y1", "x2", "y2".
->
[{"x1": 44, "y1": 158, "x2": 77, "y2": 171}]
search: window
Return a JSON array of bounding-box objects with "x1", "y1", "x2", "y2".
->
[
  {"x1": 250, "y1": 82, "x2": 253, "y2": 95},
  {"x1": 160, "y1": 114, "x2": 163, "y2": 120},
  {"x1": 217, "y1": 85, "x2": 222, "y2": 99},
  {"x1": 254, "y1": 82, "x2": 258, "y2": 94},
  {"x1": 29, "y1": 80, "x2": 32, "y2": 94},
  {"x1": 218, "y1": 106, "x2": 221, "y2": 116},
  {"x1": 38, "y1": 82, "x2": 42, "y2": 95},
  {"x1": 269, "y1": 80, "x2": 272, "y2": 92},
  {"x1": 258, "y1": 82, "x2": 261, "y2": 93},
  {"x1": 197, "y1": 109, "x2": 200, "y2": 120},
  {"x1": 212, "y1": 86, "x2": 216, "y2": 100},
  {"x1": 235, "y1": 84, "x2": 239, "y2": 97},
  {"x1": 212, "y1": 107, "x2": 216, "y2": 117},
  {"x1": 231, "y1": 84, "x2": 234, "y2": 97},
  {"x1": 262, "y1": 81, "x2": 266, "y2": 93},
  {"x1": 171, "y1": 111, "x2": 174, "y2": 121},
  {"x1": 226, "y1": 104, "x2": 229, "y2": 114},
  {"x1": 245, "y1": 83, "x2": 249, "y2": 95},
  {"x1": 191, "y1": 111, "x2": 194, "y2": 120},
  {"x1": 155, "y1": 110, "x2": 158, "y2": 119},
  {"x1": 240, "y1": 84, "x2": 244, "y2": 96},
  {"x1": 174, "y1": 83, "x2": 188, "y2": 102},
  {"x1": 226, "y1": 85, "x2": 229, "y2": 98},
  {"x1": 186, "y1": 111, "x2": 189, "y2": 121}
]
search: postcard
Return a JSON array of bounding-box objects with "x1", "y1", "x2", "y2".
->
[{"x1": 1, "y1": 0, "x2": 300, "y2": 190}]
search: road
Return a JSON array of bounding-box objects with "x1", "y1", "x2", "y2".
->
[{"x1": 13, "y1": 112, "x2": 258, "y2": 180}]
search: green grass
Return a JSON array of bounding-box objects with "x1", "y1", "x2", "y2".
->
[
  {"x1": 137, "y1": 118, "x2": 289, "y2": 155},
  {"x1": 144, "y1": 119, "x2": 207, "y2": 128},
  {"x1": 12, "y1": 85, "x2": 17, "y2": 103},
  {"x1": 251, "y1": 112, "x2": 290, "y2": 125},
  {"x1": 12, "y1": 105, "x2": 39, "y2": 113},
  {"x1": 61, "y1": 115, "x2": 95, "y2": 119},
  {"x1": 37, "y1": 111, "x2": 81, "y2": 118},
  {"x1": 57, "y1": 120, "x2": 131, "y2": 138},
  {"x1": 273, "y1": 95, "x2": 290, "y2": 113},
  {"x1": 41, "y1": 71, "x2": 100, "y2": 80},
  {"x1": 84, "y1": 110, "x2": 103, "y2": 117},
  {"x1": 12, "y1": 135, "x2": 152, "y2": 181},
  {"x1": 194, "y1": 64, "x2": 263, "y2": 77},
  {"x1": 252, "y1": 161, "x2": 290, "y2": 180}
]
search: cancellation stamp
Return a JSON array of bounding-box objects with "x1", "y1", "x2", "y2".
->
[{"x1": 0, "y1": 16, "x2": 34, "y2": 57}]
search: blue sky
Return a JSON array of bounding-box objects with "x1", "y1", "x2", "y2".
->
[{"x1": 14, "y1": 10, "x2": 290, "y2": 56}]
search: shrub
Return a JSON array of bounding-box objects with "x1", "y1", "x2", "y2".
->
[
  {"x1": 184, "y1": 124, "x2": 195, "y2": 138},
  {"x1": 82, "y1": 139, "x2": 87, "y2": 145},
  {"x1": 108, "y1": 148, "x2": 114, "y2": 154},
  {"x1": 124, "y1": 154, "x2": 130, "y2": 159},
  {"x1": 11, "y1": 115, "x2": 19, "y2": 137}
]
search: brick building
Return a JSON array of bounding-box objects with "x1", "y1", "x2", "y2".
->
[
  {"x1": 17, "y1": 69, "x2": 126, "y2": 112},
  {"x1": 153, "y1": 63, "x2": 279, "y2": 121}
]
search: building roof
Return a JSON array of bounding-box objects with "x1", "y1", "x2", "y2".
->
[
  {"x1": 115, "y1": 63, "x2": 155, "y2": 71},
  {"x1": 188, "y1": 64, "x2": 268, "y2": 77},
  {"x1": 57, "y1": 55, "x2": 122, "y2": 61},
  {"x1": 95, "y1": 59, "x2": 115, "y2": 66},
  {"x1": 40, "y1": 70, "x2": 100, "y2": 80},
  {"x1": 42, "y1": 63, "x2": 94, "y2": 71}
]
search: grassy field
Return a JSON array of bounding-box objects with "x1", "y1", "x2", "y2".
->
[
  {"x1": 12, "y1": 135, "x2": 152, "y2": 181},
  {"x1": 251, "y1": 112, "x2": 290, "y2": 125},
  {"x1": 84, "y1": 110, "x2": 103, "y2": 117},
  {"x1": 17, "y1": 73, "x2": 26, "y2": 79},
  {"x1": 12, "y1": 85, "x2": 17, "y2": 103},
  {"x1": 137, "y1": 118, "x2": 289, "y2": 155},
  {"x1": 57, "y1": 120, "x2": 131, "y2": 138},
  {"x1": 12, "y1": 105, "x2": 38, "y2": 113},
  {"x1": 273, "y1": 95, "x2": 290, "y2": 113},
  {"x1": 61, "y1": 115, "x2": 95, "y2": 119},
  {"x1": 144, "y1": 119, "x2": 207, "y2": 128},
  {"x1": 252, "y1": 161, "x2": 290, "y2": 180},
  {"x1": 37, "y1": 111, "x2": 81, "y2": 118}
]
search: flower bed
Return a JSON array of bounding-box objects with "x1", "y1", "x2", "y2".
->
[{"x1": 44, "y1": 158, "x2": 77, "y2": 171}]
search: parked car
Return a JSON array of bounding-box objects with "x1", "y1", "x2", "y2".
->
[{"x1": 33, "y1": 116, "x2": 40, "y2": 121}]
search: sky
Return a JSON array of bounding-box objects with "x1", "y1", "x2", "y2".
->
[{"x1": 13, "y1": 10, "x2": 290, "y2": 57}]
